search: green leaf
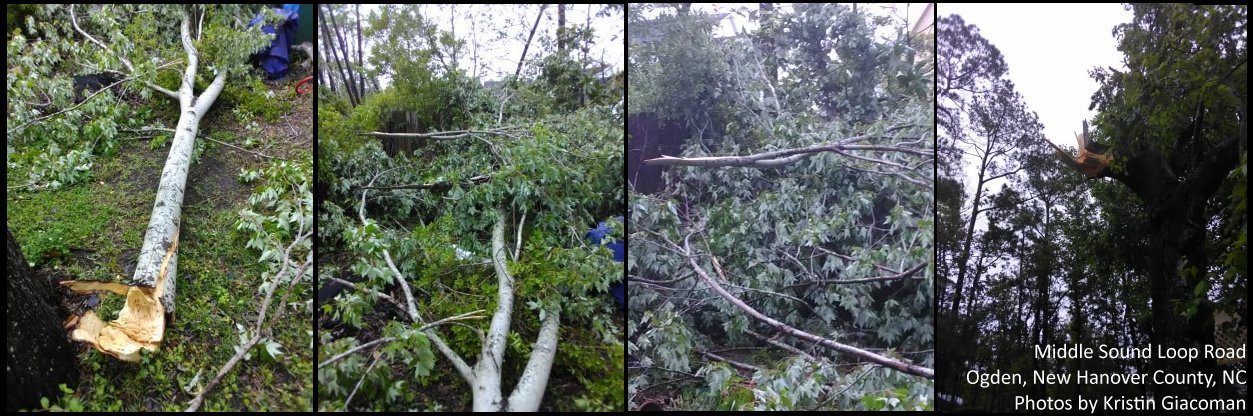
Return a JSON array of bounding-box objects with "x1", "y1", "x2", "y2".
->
[
  {"x1": 412, "y1": 333, "x2": 435, "y2": 378},
  {"x1": 265, "y1": 339, "x2": 284, "y2": 359}
]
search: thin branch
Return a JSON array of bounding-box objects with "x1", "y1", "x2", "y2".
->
[
  {"x1": 513, "y1": 208, "x2": 527, "y2": 261},
  {"x1": 382, "y1": 249, "x2": 421, "y2": 322},
  {"x1": 343, "y1": 352, "x2": 383, "y2": 411},
  {"x1": 700, "y1": 350, "x2": 762, "y2": 373},
  {"x1": 329, "y1": 277, "x2": 398, "y2": 304},
  {"x1": 318, "y1": 337, "x2": 396, "y2": 368},
  {"x1": 187, "y1": 248, "x2": 312, "y2": 411},
  {"x1": 642, "y1": 124, "x2": 928, "y2": 170},
  {"x1": 358, "y1": 168, "x2": 399, "y2": 222},
  {"x1": 746, "y1": 329, "x2": 820, "y2": 362},
  {"x1": 807, "y1": 261, "x2": 928, "y2": 285},
  {"x1": 355, "y1": 174, "x2": 492, "y2": 191},
  {"x1": 360, "y1": 126, "x2": 525, "y2": 140},
  {"x1": 203, "y1": 136, "x2": 279, "y2": 160},
  {"x1": 418, "y1": 309, "x2": 488, "y2": 332}
]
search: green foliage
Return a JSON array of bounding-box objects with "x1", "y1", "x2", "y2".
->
[
  {"x1": 537, "y1": 47, "x2": 622, "y2": 114},
  {"x1": 628, "y1": 4, "x2": 932, "y2": 410},
  {"x1": 38, "y1": 384, "x2": 85, "y2": 412},
  {"x1": 1090, "y1": 4, "x2": 1246, "y2": 165},
  {"x1": 221, "y1": 76, "x2": 293, "y2": 123},
  {"x1": 235, "y1": 160, "x2": 314, "y2": 264},
  {"x1": 5, "y1": 5, "x2": 271, "y2": 192},
  {"x1": 627, "y1": 8, "x2": 728, "y2": 122}
]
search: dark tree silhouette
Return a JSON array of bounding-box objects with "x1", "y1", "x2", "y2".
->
[{"x1": 6, "y1": 226, "x2": 79, "y2": 411}]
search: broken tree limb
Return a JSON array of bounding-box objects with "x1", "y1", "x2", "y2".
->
[
  {"x1": 354, "y1": 174, "x2": 493, "y2": 191},
  {"x1": 62, "y1": 227, "x2": 178, "y2": 362},
  {"x1": 641, "y1": 126, "x2": 929, "y2": 170},
  {"x1": 202, "y1": 136, "x2": 279, "y2": 160},
  {"x1": 359, "y1": 125, "x2": 526, "y2": 140},
  {"x1": 1043, "y1": 120, "x2": 1111, "y2": 178},
  {"x1": 61, "y1": 9, "x2": 234, "y2": 362},
  {"x1": 680, "y1": 232, "x2": 935, "y2": 379}
]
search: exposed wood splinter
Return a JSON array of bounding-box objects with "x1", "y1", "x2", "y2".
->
[{"x1": 60, "y1": 229, "x2": 178, "y2": 362}]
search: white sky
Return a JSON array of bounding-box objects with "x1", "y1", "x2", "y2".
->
[
  {"x1": 356, "y1": 4, "x2": 623, "y2": 85},
  {"x1": 939, "y1": 4, "x2": 1132, "y2": 149}
]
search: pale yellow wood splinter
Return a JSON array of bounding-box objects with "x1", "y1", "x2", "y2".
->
[{"x1": 62, "y1": 228, "x2": 178, "y2": 362}]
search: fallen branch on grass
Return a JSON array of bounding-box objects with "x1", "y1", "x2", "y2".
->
[
  {"x1": 202, "y1": 136, "x2": 279, "y2": 160},
  {"x1": 186, "y1": 239, "x2": 312, "y2": 412}
]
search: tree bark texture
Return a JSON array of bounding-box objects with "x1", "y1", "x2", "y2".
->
[{"x1": 6, "y1": 226, "x2": 79, "y2": 411}]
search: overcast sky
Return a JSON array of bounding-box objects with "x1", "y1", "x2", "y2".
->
[
  {"x1": 938, "y1": 4, "x2": 1133, "y2": 149},
  {"x1": 356, "y1": 4, "x2": 623, "y2": 85}
]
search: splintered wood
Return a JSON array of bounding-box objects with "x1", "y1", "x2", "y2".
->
[
  {"x1": 1045, "y1": 122, "x2": 1111, "y2": 178},
  {"x1": 60, "y1": 229, "x2": 178, "y2": 362}
]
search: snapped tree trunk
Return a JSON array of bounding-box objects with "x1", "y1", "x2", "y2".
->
[
  {"x1": 1051, "y1": 121, "x2": 1240, "y2": 397},
  {"x1": 61, "y1": 11, "x2": 228, "y2": 362},
  {"x1": 6, "y1": 226, "x2": 79, "y2": 411}
]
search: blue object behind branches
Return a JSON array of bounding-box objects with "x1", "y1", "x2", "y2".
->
[
  {"x1": 249, "y1": 7, "x2": 298, "y2": 79},
  {"x1": 587, "y1": 217, "x2": 625, "y2": 306}
]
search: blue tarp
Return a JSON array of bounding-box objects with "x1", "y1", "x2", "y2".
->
[
  {"x1": 249, "y1": 7, "x2": 299, "y2": 79},
  {"x1": 588, "y1": 216, "x2": 625, "y2": 306}
]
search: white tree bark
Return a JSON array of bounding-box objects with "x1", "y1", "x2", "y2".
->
[
  {"x1": 506, "y1": 311, "x2": 560, "y2": 411},
  {"x1": 354, "y1": 174, "x2": 562, "y2": 411},
  {"x1": 132, "y1": 11, "x2": 228, "y2": 313},
  {"x1": 470, "y1": 209, "x2": 515, "y2": 411},
  {"x1": 471, "y1": 208, "x2": 562, "y2": 411},
  {"x1": 63, "y1": 9, "x2": 230, "y2": 362}
]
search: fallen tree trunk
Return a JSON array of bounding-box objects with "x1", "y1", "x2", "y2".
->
[{"x1": 61, "y1": 9, "x2": 231, "y2": 362}]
